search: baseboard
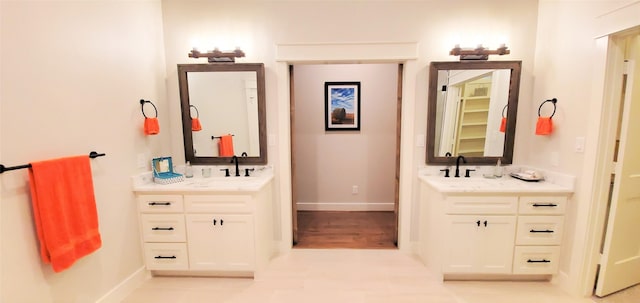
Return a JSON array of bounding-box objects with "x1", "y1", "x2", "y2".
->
[
  {"x1": 95, "y1": 266, "x2": 150, "y2": 303},
  {"x1": 296, "y1": 202, "x2": 394, "y2": 211}
]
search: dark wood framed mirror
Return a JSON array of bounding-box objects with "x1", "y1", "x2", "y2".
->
[
  {"x1": 178, "y1": 63, "x2": 267, "y2": 165},
  {"x1": 426, "y1": 61, "x2": 521, "y2": 165}
]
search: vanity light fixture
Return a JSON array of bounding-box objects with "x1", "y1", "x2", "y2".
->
[
  {"x1": 450, "y1": 44, "x2": 510, "y2": 60},
  {"x1": 188, "y1": 47, "x2": 245, "y2": 63}
]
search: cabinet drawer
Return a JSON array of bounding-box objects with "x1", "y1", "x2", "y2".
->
[
  {"x1": 518, "y1": 196, "x2": 567, "y2": 215},
  {"x1": 516, "y1": 216, "x2": 564, "y2": 245},
  {"x1": 140, "y1": 214, "x2": 186, "y2": 242},
  {"x1": 138, "y1": 195, "x2": 184, "y2": 213},
  {"x1": 445, "y1": 196, "x2": 517, "y2": 215},
  {"x1": 513, "y1": 246, "x2": 560, "y2": 274},
  {"x1": 184, "y1": 195, "x2": 252, "y2": 213},
  {"x1": 143, "y1": 243, "x2": 189, "y2": 270}
]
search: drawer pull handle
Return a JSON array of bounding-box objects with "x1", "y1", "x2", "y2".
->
[
  {"x1": 148, "y1": 202, "x2": 171, "y2": 206},
  {"x1": 530, "y1": 229, "x2": 554, "y2": 233},
  {"x1": 527, "y1": 259, "x2": 551, "y2": 263},
  {"x1": 154, "y1": 255, "x2": 177, "y2": 259},
  {"x1": 221, "y1": 219, "x2": 224, "y2": 226},
  {"x1": 476, "y1": 220, "x2": 481, "y2": 227},
  {"x1": 532, "y1": 203, "x2": 558, "y2": 207},
  {"x1": 213, "y1": 219, "x2": 217, "y2": 226},
  {"x1": 152, "y1": 227, "x2": 175, "y2": 231}
]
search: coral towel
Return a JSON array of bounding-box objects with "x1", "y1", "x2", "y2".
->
[
  {"x1": 191, "y1": 118, "x2": 202, "y2": 132},
  {"x1": 219, "y1": 135, "x2": 235, "y2": 157},
  {"x1": 28, "y1": 156, "x2": 102, "y2": 272},
  {"x1": 144, "y1": 117, "x2": 160, "y2": 135},
  {"x1": 535, "y1": 117, "x2": 553, "y2": 135}
]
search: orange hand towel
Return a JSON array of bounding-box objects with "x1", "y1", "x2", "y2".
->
[
  {"x1": 499, "y1": 117, "x2": 507, "y2": 133},
  {"x1": 191, "y1": 118, "x2": 202, "y2": 131},
  {"x1": 28, "y1": 156, "x2": 102, "y2": 273},
  {"x1": 536, "y1": 117, "x2": 553, "y2": 135},
  {"x1": 219, "y1": 135, "x2": 235, "y2": 157},
  {"x1": 144, "y1": 117, "x2": 160, "y2": 135}
]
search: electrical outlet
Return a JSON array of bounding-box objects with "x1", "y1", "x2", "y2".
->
[{"x1": 352, "y1": 185, "x2": 359, "y2": 195}]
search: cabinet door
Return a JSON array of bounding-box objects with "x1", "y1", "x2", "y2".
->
[
  {"x1": 478, "y1": 216, "x2": 516, "y2": 274},
  {"x1": 443, "y1": 215, "x2": 515, "y2": 274},
  {"x1": 443, "y1": 215, "x2": 482, "y2": 273},
  {"x1": 186, "y1": 214, "x2": 254, "y2": 271}
]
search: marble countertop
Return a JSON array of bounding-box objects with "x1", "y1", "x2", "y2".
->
[
  {"x1": 132, "y1": 167, "x2": 274, "y2": 193},
  {"x1": 418, "y1": 165, "x2": 575, "y2": 194}
]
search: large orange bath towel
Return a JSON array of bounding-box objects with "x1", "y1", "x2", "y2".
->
[
  {"x1": 219, "y1": 135, "x2": 235, "y2": 157},
  {"x1": 28, "y1": 156, "x2": 102, "y2": 272}
]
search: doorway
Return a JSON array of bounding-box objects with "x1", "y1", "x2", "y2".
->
[{"x1": 289, "y1": 63, "x2": 403, "y2": 248}]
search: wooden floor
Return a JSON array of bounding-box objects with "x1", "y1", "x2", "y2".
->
[{"x1": 294, "y1": 211, "x2": 397, "y2": 249}]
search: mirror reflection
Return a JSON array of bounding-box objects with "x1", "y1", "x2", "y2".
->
[
  {"x1": 427, "y1": 61, "x2": 521, "y2": 165},
  {"x1": 178, "y1": 63, "x2": 267, "y2": 165}
]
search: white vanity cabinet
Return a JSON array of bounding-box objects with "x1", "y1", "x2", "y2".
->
[
  {"x1": 418, "y1": 178, "x2": 571, "y2": 280},
  {"x1": 134, "y1": 181, "x2": 273, "y2": 277}
]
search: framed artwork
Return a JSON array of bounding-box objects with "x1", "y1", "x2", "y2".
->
[{"x1": 324, "y1": 81, "x2": 361, "y2": 131}]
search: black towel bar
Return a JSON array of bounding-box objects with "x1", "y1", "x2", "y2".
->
[
  {"x1": 211, "y1": 134, "x2": 235, "y2": 140},
  {"x1": 0, "y1": 151, "x2": 106, "y2": 174}
]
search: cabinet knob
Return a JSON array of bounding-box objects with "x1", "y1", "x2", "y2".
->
[
  {"x1": 212, "y1": 219, "x2": 217, "y2": 226},
  {"x1": 484, "y1": 220, "x2": 488, "y2": 227},
  {"x1": 476, "y1": 220, "x2": 481, "y2": 227},
  {"x1": 220, "y1": 219, "x2": 224, "y2": 226}
]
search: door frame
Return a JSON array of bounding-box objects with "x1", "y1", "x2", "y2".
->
[
  {"x1": 289, "y1": 63, "x2": 405, "y2": 245},
  {"x1": 274, "y1": 42, "x2": 419, "y2": 252}
]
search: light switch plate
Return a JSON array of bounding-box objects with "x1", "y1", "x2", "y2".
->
[
  {"x1": 137, "y1": 153, "x2": 147, "y2": 169},
  {"x1": 575, "y1": 136, "x2": 585, "y2": 153}
]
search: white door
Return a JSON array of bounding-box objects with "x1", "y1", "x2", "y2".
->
[{"x1": 595, "y1": 35, "x2": 640, "y2": 296}]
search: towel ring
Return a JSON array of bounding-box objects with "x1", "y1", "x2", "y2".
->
[
  {"x1": 190, "y1": 105, "x2": 199, "y2": 119},
  {"x1": 538, "y1": 98, "x2": 557, "y2": 118},
  {"x1": 140, "y1": 99, "x2": 158, "y2": 118},
  {"x1": 502, "y1": 104, "x2": 508, "y2": 118}
]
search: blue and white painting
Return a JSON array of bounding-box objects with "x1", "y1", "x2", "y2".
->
[{"x1": 325, "y1": 82, "x2": 360, "y2": 130}]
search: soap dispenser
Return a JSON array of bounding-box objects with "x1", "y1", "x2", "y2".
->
[
  {"x1": 494, "y1": 159, "x2": 503, "y2": 178},
  {"x1": 185, "y1": 161, "x2": 193, "y2": 178}
]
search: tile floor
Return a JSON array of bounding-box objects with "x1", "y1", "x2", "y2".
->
[{"x1": 121, "y1": 249, "x2": 619, "y2": 303}]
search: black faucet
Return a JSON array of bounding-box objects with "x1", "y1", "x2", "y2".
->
[
  {"x1": 455, "y1": 155, "x2": 466, "y2": 178},
  {"x1": 230, "y1": 155, "x2": 240, "y2": 177}
]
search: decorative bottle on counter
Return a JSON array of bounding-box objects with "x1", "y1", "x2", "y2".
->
[
  {"x1": 185, "y1": 161, "x2": 193, "y2": 178},
  {"x1": 494, "y1": 159, "x2": 503, "y2": 178}
]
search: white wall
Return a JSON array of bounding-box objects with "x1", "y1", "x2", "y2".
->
[
  {"x1": 0, "y1": 1, "x2": 168, "y2": 302},
  {"x1": 293, "y1": 64, "x2": 398, "y2": 211},
  {"x1": 530, "y1": 0, "x2": 640, "y2": 296}
]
